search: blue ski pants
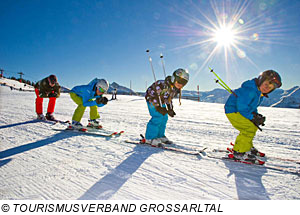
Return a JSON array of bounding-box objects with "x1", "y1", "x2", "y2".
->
[{"x1": 145, "y1": 102, "x2": 168, "y2": 140}]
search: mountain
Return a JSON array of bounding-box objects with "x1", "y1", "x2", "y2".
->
[
  {"x1": 182, "y1": 87, "x2": 300, "y2": 109},
  {"x1": 108, "y1": 82, "x2": 136, "y2": 95},
  {"x1": 182, "y1": 88, "x2": 230, "y2": 103},
  {"x1": 0, "y1": 77, "x2": 34, "y2": 91},
  {"x1": 271, "y1": 86, "x2": 300, "y2": 108}
]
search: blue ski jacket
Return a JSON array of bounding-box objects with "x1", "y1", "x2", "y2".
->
[
  {"x1": 70, "y1": 78, "x2": 105, "y2": 107},
  {"x1": 225, "y1": 79, "x2": 264, "y2": 120}
]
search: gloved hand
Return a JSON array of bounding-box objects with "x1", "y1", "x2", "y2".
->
[
  {"x1": 251, "y1": 112, "x2": 266, "y2": 126},
  {"x1": 167, "y1": 108, "x2": 176, "y2": 117},
  {"x1": 155, "y1": 106, "x2": 168, "y2": 115},
  {"x1": 96, "y1": 97, "x2": 108, "y2": 105}
]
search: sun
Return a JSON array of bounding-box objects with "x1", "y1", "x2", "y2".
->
[{"x1": 213, "y1": 26, "x2": 236, "y2": 48}]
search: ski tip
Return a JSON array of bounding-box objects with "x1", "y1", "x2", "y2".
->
[{"x1": 120, "y1": 131, "x2": 125, "y2": 134}]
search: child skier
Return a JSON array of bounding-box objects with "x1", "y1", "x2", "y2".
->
[
  {"x1": 34, "y1": 75, "x2": 60, "y2": 121},
  {"x1": 69, "y1": 78, "x2": 109, "y2": 129},
  {"x1": 144, "y1": 68, "x2": 189, "y2": 145},
  {"x1": 225, "y1": 70, "x2": 282, "y2": 162}
]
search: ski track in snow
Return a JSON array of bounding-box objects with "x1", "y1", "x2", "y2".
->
[{"x1": 0, "y1": 85, "x2": 299, "y2": 200}]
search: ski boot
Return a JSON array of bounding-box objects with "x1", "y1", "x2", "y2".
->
[
  {"x1": 67, "y1": 120, "x2": 86, "y2": 131},
  {"x1": 46, "y1": 113, "x2": 56, "y2": 121},
  {"x1": 250, "y1": 147, "x2": 265, "y2": 157},
  {"x1": 87, "y1": 119, "x2": 103, "y2": 129},
  {"x1": 228, "y1": 150, "x2": 265, "y2": 165},
  {"x1": 145, "y1": 138, "x2": 163, "y2": 147},
  {"x1": 159, "y1": 136, "x2": 173, "y2": 144},
  {"x1": 228, "y1": 143, "x2": 265, "y2": 157},
  {"x1": 37, "y1": 114, "x2": 46, "y2": 120}
]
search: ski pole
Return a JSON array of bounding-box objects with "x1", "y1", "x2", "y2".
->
[
  {"x1": 160, "y1": 53, "x2": 167, "y2": 78},
  {"x1": 209, "y1": 67, "x2": 262, "y2": 131},
  {"x1": 209, "y1": 67, "x2": 237, "y2": 97},
  {"x1": 146, "y1": 49, "x2": 163, "y2": 107},
  {"x1": 160, "y1": 53, "x2": 173, "y2": 109}
]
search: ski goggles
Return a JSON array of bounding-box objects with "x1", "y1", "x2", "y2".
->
[
  {"x1": 176, "y1": 78, "x2": 188, "y2": 86},
  {"x1": 270, "y1": 79, "x2": 281, "y2": 89},
  {"x1": 98, "y1": 87, "x2": 105, "y2": 93},
  {"x1": 48, "y1": 75, "x2": 57, "y2": 86}
]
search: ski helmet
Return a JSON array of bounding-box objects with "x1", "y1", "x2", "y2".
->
[
  {"x1": 171, "y1": 68, "x2": 189, "y2": 86},
  {"x1": 95, "y1": 79, "x2": 109, "y2": 93},
  {"x1": 48, "y1": 75, "x2": 57, "y2": 85},
  {"x1": 257, "y1": 70, "x2": 282, "y2": 89}
]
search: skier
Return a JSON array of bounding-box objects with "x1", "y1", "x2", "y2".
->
[
  {"x1": 111, "y1": 88, "x2": 117, "y2": 100},
  {"x1": 34, "y1": 75, "x2": 61, "y2": 121},
  {"x1": 144, "y1": 68, "x2": 189, "y2": 145},
  {"x1": 225, "y1": 70, "x2": 282, "y2": 162},
  {"x1": 69, "y1": 78, "x2": 109, "y2": 129}
]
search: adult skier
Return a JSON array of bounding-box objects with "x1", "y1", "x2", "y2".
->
[
  {"x1": 225, "y1": 70, "x2": 282, "y2": 162},
  {"x1": 34, "y1": 75, "x2": 60, "y2": 121},
  {"x1": 145, "y1": 68, "x2": 189, "y2": 145},
  {"x1": 69, "y1": 78, "x2": 109, "y2": 129},
  {"x1": 111, "y1": 88, "x2": 117, "y2": 100}
]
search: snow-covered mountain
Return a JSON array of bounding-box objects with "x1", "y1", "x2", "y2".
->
[
  {"x1": 108, "y1": 82, "x2": 136, "y2": 95},
  {"x1": 0, "y1": 77, "x2": 34, "y2": 91},
  {"x1": 181, "y1": 87, "x2": 300, "y2": 109},
  {"x1": 271, "y1": 87, "x2": 300, "y2": 108},
  {"x1": 0, "y1": 80, "x2": 299, "y2": 201}
]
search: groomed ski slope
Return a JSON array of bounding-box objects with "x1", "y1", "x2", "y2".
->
[{"x1": 0, "y1": 86, "x2": 299, "y2": 200}]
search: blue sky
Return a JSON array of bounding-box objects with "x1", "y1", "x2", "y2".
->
[{"x1": 1, "y1": 0, "x2": 300, "y2": 91}]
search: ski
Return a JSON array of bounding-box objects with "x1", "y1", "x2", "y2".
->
[
  {"x1": 124, "y1": 139, "x2": 206, "y2": 156},
  {"x1": 52, "y1": 128, "x2": 124, "y2": 137},
  {"x1": 205, "y1": 152, "x2": 300, "y2": 176},
  {"x1": 37, "y1": 118, "x2": 70, "y2": 125},
  {"x1": 212, "y1": 148, "x2": 300, "y2": 164},
  {"x1": 53, "y1": 119, "x2": 71, "y2": 124}
]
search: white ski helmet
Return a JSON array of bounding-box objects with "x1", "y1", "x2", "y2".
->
[
  {"x1": 95, "y1": 79, "x2": 109, "y2": 93},
  {"x1": 171, "y1": 68, "x2": 189, "y2": 86}
]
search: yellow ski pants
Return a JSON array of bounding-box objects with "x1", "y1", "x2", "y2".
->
[
  {"x1": 226, "y1": 112, "x2": 258, "y2": 153},
  {"x1": 70, "y1": 92, "x2": 100, "y2": 122}
]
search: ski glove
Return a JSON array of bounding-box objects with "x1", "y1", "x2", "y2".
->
[
  {"x1": 167, "y1": 108, "x2": 176, "y2": 117},
  {"x1": 155, "y1": 106, "x2": 168, "y2": 115},
  {"x1": 251, "y1": 112, "x2": 266, "y2": 126},
  {"x1": 96, "y1": 97, "x2": 108, "y2": 105}
]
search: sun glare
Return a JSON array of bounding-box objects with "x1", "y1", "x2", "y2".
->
[
  {"x1": 167, "y1": 0, "x2": 288, "y2": 82},
  {"x1": 213, "y1": 26, "x2": 236, "y2": 47}
]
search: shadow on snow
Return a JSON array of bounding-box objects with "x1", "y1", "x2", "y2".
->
[
  {"x1": 224, "y1": 161, "x2": 270, "y2": 200},
  {"x1": 79, "y1": 145, "x2": 158, "y2": 200},
  {"x1": 0, "y1": 131, "x2": 81, "y2": 161},
  {"x1": 0, "y1": 119, "x2": 41, "y2": 130}
]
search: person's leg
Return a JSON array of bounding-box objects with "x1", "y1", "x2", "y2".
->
[
  {"x1": 145, "y1": 102, "x2": 165, "y2": 140},
  {"x1": 47, "y1": 97, "x2": 56, "y2": 114},
  {"x1": 35, "y1": 89, "x2": 43, "y2": 115},
  {"x1": 70, "y1": 92, "x2": 86, "y2": 122},
  {"x1": 226, "y1": 112, "x2": 258, "y2": 153}
]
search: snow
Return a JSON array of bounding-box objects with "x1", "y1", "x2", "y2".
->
[
  {"x1": 0, "y1": 83, "x2": 299, "y2": 200},
  {"x1": 0, "y1": 77, "x2": 34, "y2": 91}
]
